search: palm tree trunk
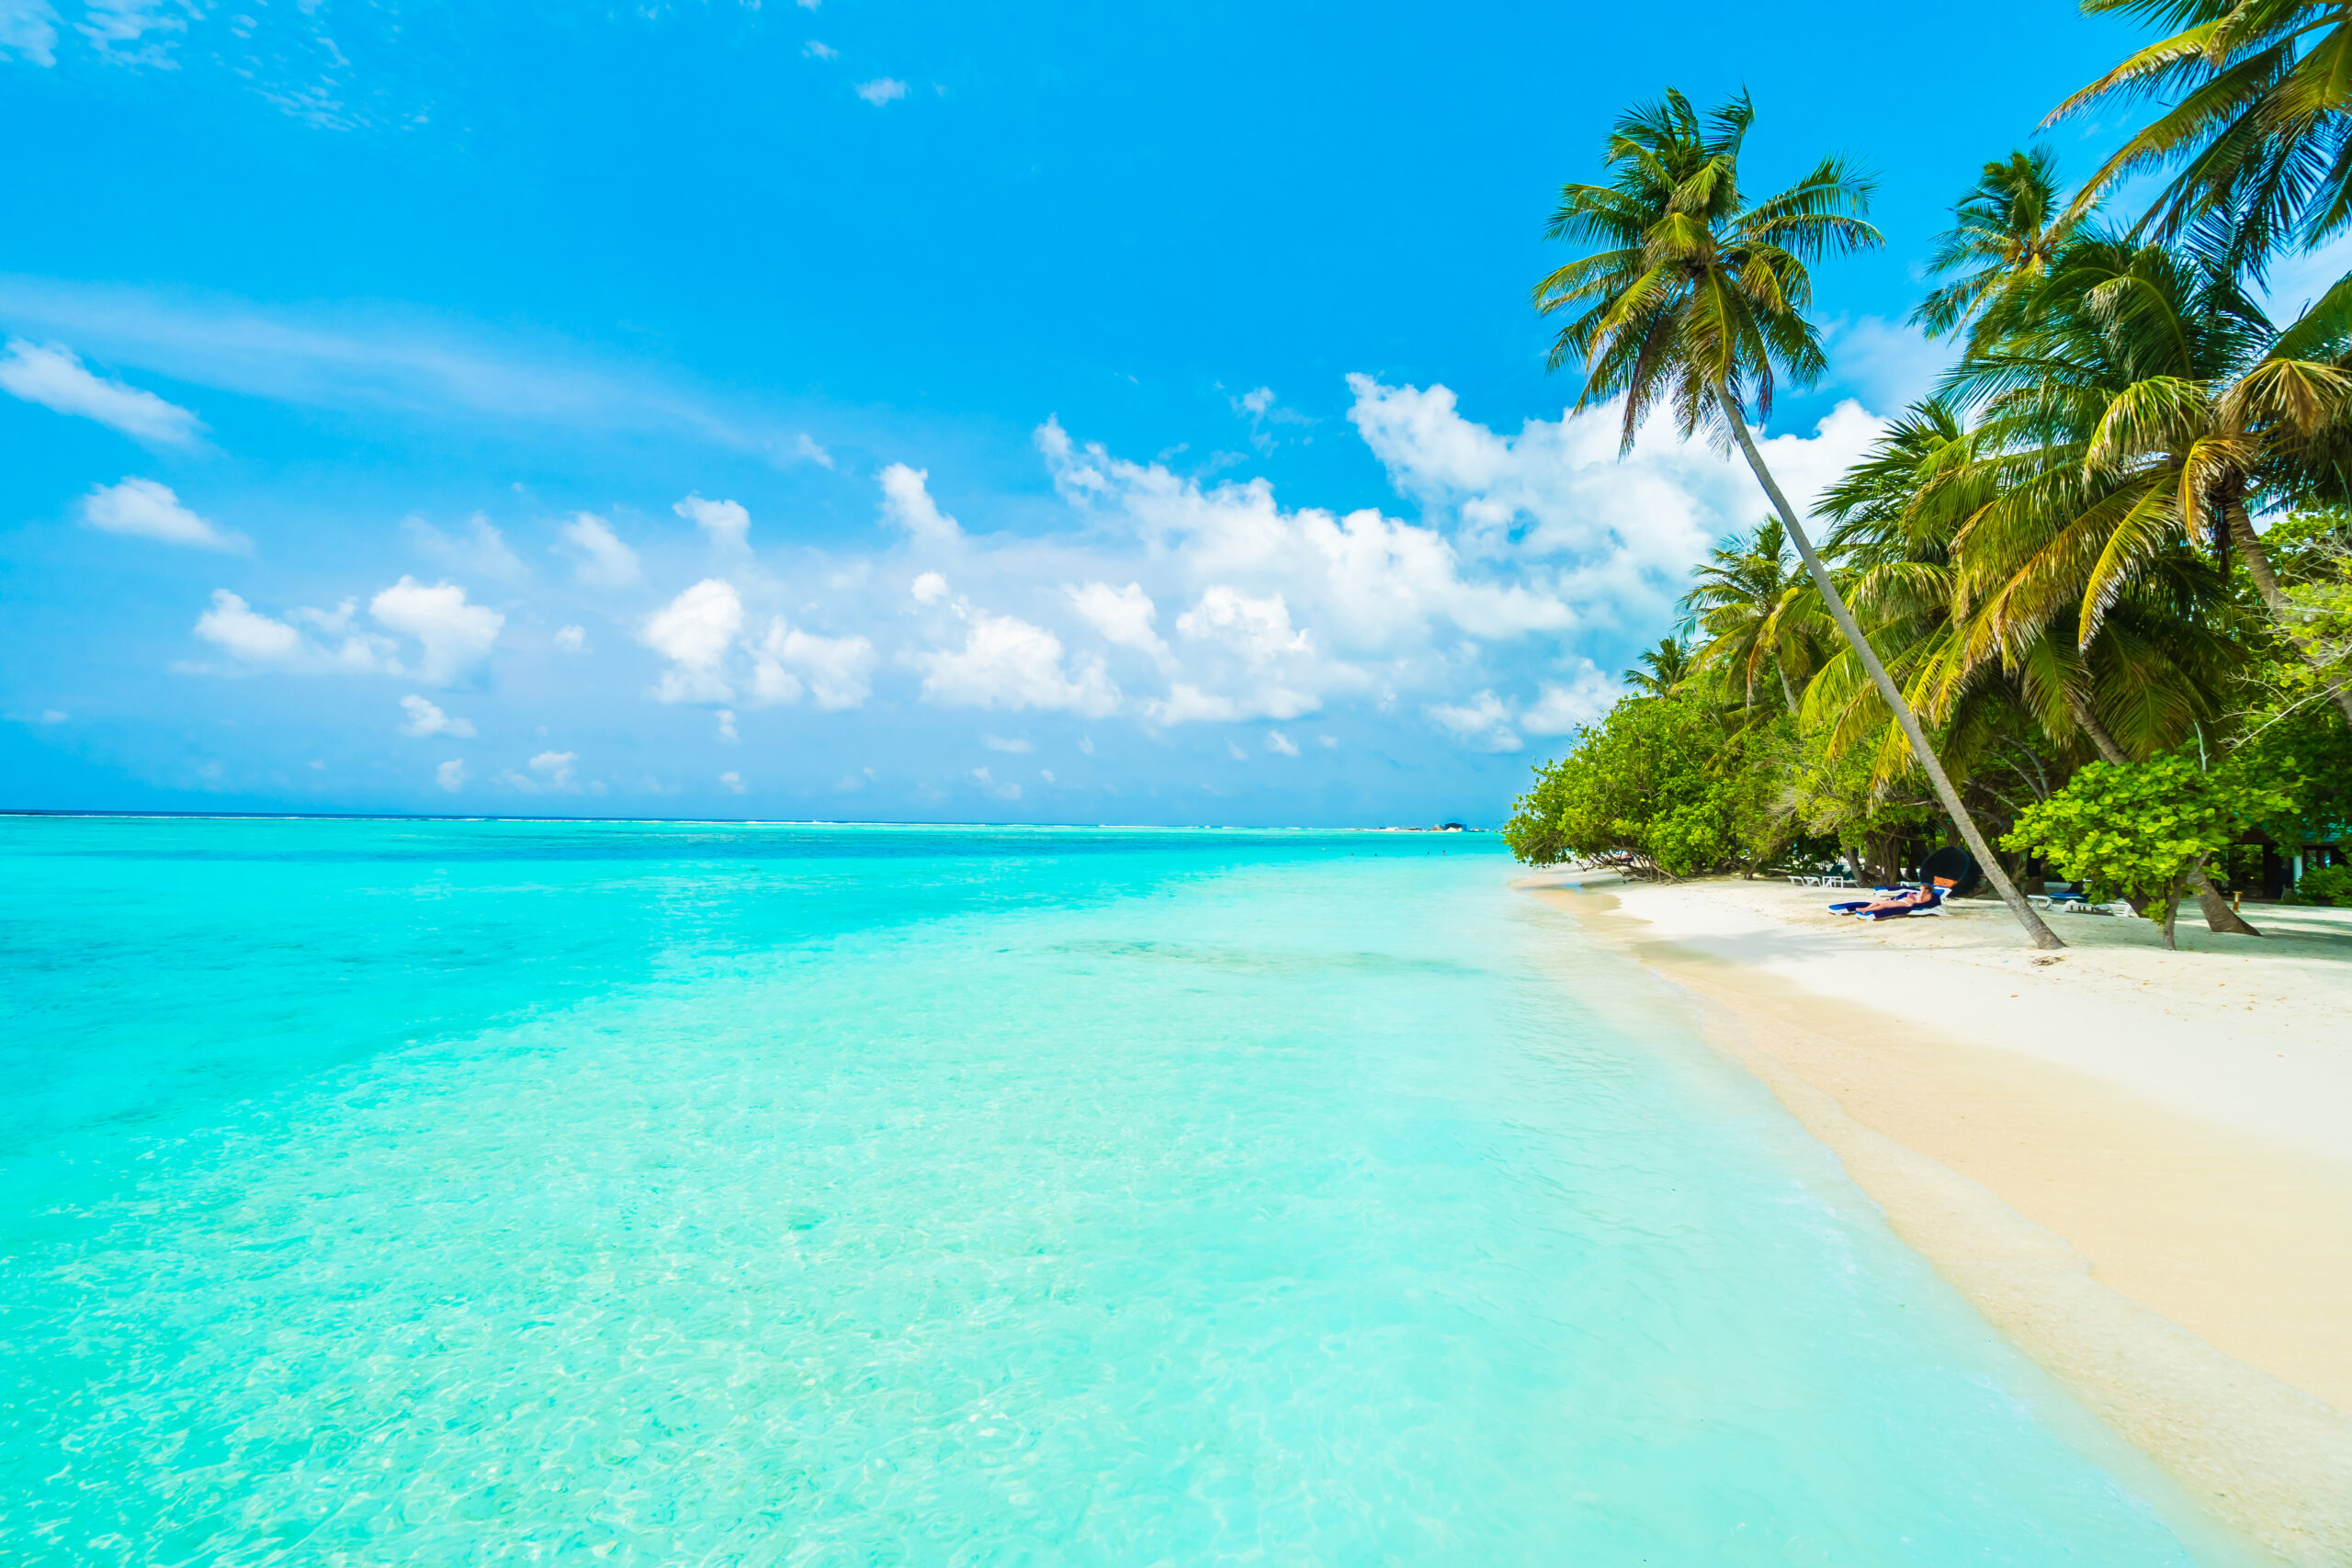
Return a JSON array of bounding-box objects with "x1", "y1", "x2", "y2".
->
[
  {"x1": 1717, "y1": 389, "x2": 2065, "y2": 950},
  {"x1": 2226, "y1": 502, "x2": 2352, "y2": 728},
  {"x1": 2064, "y1": 686, "x2": 2261, "y2": 936}
]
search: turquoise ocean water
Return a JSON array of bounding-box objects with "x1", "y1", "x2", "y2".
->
[{"x1": 0, "y1": 818, "x2": 2238, "y2": 1564}]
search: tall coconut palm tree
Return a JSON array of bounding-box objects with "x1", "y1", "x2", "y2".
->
[
  {"x1": 1913, "y1": 147, "x2": 2075, "y2": 351},
  {"x1": 1534, "y1": 89, "x2": 2066, "y2": 946},
  {"x1": 1622, "y1": 636, "x2": 1693, "y2": 695},
  {"x1": 1679, "y1": 518, "x2": 1824, "y2": 711},
  {"x1": 1945, "y1": 235, "x2": 2352, "y2": 728},
  {"x1": 2048, "y1": 0, "x2": 2352, "y2": 266}
]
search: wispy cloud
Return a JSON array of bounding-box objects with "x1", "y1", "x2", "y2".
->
[
  {"x1": 79, "y1": 478, "x2": 246, "y2": 551},
  {"x1": 0, "y1": 0, "x2": 59, "y2": 66},
  {"x1": 1, "y1": 339, "x2": 203, "y2": 444},
  {"x1": 854, "y1": 77, "x2": 907, "y2": 106},
  {"x1": 0, "y1": 276, "x2": 820, "y2": 460}
]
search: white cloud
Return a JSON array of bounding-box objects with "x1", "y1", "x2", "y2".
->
[
  {"x1": 369, "y1": 577, "x2": 503, "y2": 684},
  {"x1": 981, "y1": 734, "x2": 1033, "y2": 752},
  {"x1": 1068, "y1": 581, "x2": 1167, "y2": 659},
  {"x1": 792, "y1": 432, "x2": 834, "y2": 468},
  {"x1": 0, "y1": 0, "x2": 60, "y2": 66},
  {"x1": 644, "y1": 578, "x2": 743, "y2": 703},
  {"x1": 1428, "y1": 690, "x2": 1521, "y2": 752},
  {"x1": 500, "y1": 750, "x2": 580, "y2": 794},
  {"x1": 558, "y1": 512, "x2": 642, "y2": 588},
  {"x1": 399, "y1": 694, "x2": 476, "y2": 739},
  {"x1": 78, "y1": 478, "x2": 246, "y2": 551},
  {"x1": 674, "y1": 492, "x2": 750, "y2": 549},
  {"x1": 719, "y1": 769, "x2": 746, "y2": 794},
  {"x1": 911, "y1": 571, "x2": 949, "y2": 604},
  {"x1": 1342, "y1": 375, "x2": 1881, "y2": 630},
  {"x1": 880, "y1": 464, "x2": 960, "y2": 544},
  {"x1": 406, "y1": 513, "x2": 527, "y2": 582},
  {"x1": 1177, "y1": 586, "x2": 1311, "y2": 664},
  {"x1": 1, "y1": 340, "x2": 201, "y2": 443},
  {"x1": 190, "y1": 590, "x2": 398, "y2": 675},
  {"x1": 910, "y1": 608, "x2": 1119, "y2": 716},
  {"x1": 1147, "y1": 681, "x2": 1317, "y2": 725},
  {"x1": 1265, "y1": 729, "x2": 1299, "y2": 757},
  {"x1": 970, "y1": 765, "x2": 1022, "y2": 801},
  {"x1": 854, "y1": 76, "x2": 908, "y2": 106},
  {"x1": 716, "y1": 707, "x2": 739, "y2": 742},
  {"x1": 554, "y1": 624, "x2": 590, "y2": 653},
  {"x1": 802, "y1": 39, "x2": 838, "y2": 59},
  {"x1": 1521, "y1": 660, "x2": 1616, "y2": 735},
  {"x1": 753, "y1": 616, "x2": 873, "y2": 709},
  {"x1": 194, "y1": 592, "x2": 301, "y2": 664},
  {"x1": 78, "y1": 0, "x2": 187, "y2": 62},
  {"x1": 436, "y1": 759, "x2": 468, "y2": 792}
]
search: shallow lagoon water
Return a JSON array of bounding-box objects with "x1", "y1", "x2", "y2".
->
[{"x1": 0, "y1": 818, "x2": 2234, "y2": 1563}]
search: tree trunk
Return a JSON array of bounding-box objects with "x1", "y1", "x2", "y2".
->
[
  {"x1": 2064, "y1": 686, "x2": 2261, "y2": 936},
  {"x1": 1718, "y1": 388, "x2": 2065, "y2": 950},
  {"x1": 2226, "y1": 501, "x2": 2352, "y2": 728}
]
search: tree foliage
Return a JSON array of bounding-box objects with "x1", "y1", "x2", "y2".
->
[
  {"x1": 1503, "y1": 696, "x2": 1793, "y2": 877},
  {"x1": 2002, "y1": 750, "x2": 2298, "y2": 946}
]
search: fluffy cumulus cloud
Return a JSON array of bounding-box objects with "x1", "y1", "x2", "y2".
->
[
  {"x1": 144, "y1": 368, "x2": 1894, "y2": 802},
  {"x1": 369, "y1": 578, "x2": 503, "y2": 684},
  {"x1": 2, "y1": 340, "x2": 202, "y2": 442},
  {"x1": 187, "y1": 579, "x2": 499, "y2": 682},
  {"x1": 79, "y1": 478, "x2": 245, "y2": 551},
  {"x1": 643, "y1": 578, "x2": 744, "y2": 703},
  {"x1": 674, "y1": 492, "x2": 750, "y2": 549},
  {"x1": 398, "y1": 694, "x2": 476, "y2": 739},
  {"x1": 558, "y1": 512, "x2": 642, "y2": 588},
  {"x1": 854, "y1": 76, "x2": 907, "y2": 106},
  {"x1": 753, "y1": 618, "x2": 875, "y2": 709},
  {"x1": 909, "y1": 607, "x2": 1118, "y2": 716},
  {"x1": 1344, "y1": 374, "x2": 1881, "y2": 632}
]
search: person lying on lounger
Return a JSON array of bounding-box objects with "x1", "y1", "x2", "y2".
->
[
  {"x1": 1829, "y1": 849, "x2": 1973, "y2": 918},
  {"x1": 1831, "y1": 882, "x2": 1948, "y2": 916}
]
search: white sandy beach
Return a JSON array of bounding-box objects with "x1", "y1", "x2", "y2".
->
[{"x1": 1524, "y1": 871, "x2": 2352, "y2": 1566}]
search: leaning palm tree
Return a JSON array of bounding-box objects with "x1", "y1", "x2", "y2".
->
[
  {"x1": 1533, "y1": 89, "x2": 2065, "y2": 947},
  {"x1": 1913, "y1": 147, "x2": 2075, "y2": 351},
  {"x1": 2048, "y1": 0, "x2": 2352, "y2": 266}
]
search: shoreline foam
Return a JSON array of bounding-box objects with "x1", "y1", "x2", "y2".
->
[{"x1": 1523, "y1": 870, "x2": 2352, "y2": 1567}]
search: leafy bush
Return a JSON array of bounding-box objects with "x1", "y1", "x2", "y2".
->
[
  {"x1": 2003, "y1": 749, "x2": 2298, "y2": 948},
  {"x1": 1504, "y1": 695, "x2": 1792, "y2": 876},
  {"x1": 2290, "y1": 863, "x2": 2352, "y2": 906}
]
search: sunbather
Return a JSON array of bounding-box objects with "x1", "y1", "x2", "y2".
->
[
  {"x1": 1828, "y1": 846, "x2": 1975, "y2": 918},
  {"x1": 1829, "y1": 884, "x2": 1944, "y2": 917}
]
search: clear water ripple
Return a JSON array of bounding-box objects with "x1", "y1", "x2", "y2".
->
[{"x1": 0, "y1": 818, "x2": 2234, "y2": 1564}]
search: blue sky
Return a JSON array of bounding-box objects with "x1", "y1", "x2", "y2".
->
[{"x1": 1, "y1": 0, "x2": 2172, "y2": 823}]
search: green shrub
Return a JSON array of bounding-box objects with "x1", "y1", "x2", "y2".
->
[
  {"x1": 1504, "y1": 695, "x2": 1792, "y2": 876},
  {"x1": 2003, "y1": 748, "x2": 2298, "y2": 948},
  {"x1": 2290, "y1": 863, "x2": 2352, "y2": 907}
]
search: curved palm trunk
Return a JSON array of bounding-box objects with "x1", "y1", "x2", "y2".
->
[
  {"x1": 2226, "y1": 502, "x2": 2352, "y2": 728},
  {"x1": 2064, "y1": 687, "x2": 2262, "y2": 937},
  {"x1": 1718, "y1": 389, "x2": 2065, "y2": 950}
]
